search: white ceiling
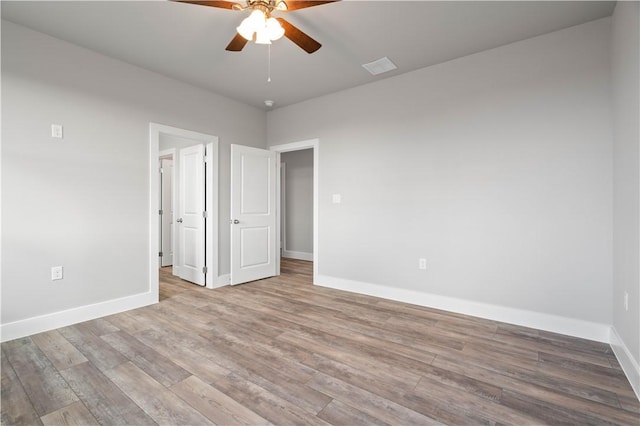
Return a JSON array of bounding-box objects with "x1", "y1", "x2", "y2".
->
[{"x1": 1, "y1": 1, "x2": 615, "y2": 110}]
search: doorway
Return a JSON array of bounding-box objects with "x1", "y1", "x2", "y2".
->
[
  {"x1": 149, "y1": 123, "x2": 219, "y2": 295},
  {"x1": 227, "y1": 140, "x2": 318, "y2": 286},
  {"x1": 159, "y1": 150, "x2": 175, "y2": 268},
  {"x1": 280, "y1": 148, "x2": 313, "y2": 262},
  {"x1": 271, "y1": 139, "x2": 319, "y2": 283}
]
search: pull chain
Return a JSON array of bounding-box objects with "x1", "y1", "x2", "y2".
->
[{"x1": 267, "y1": 44, "x2": 272, "y2": 83}]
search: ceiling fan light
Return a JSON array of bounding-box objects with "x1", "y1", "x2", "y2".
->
[
  {"x1": 237, "y1": 22, "x2": 255, "y2": 41},
  {"x1": 237, "y1": 9, "x2": 266, "y2": 41},
  {"x1": 266, "y1": 17, "x2": 285, "y2": 40},
  {"x1": 247, "y1": 9, "x2": 266, "y2": 25},
  {"x1": 255, "y1": 28, "x2": 273, "y2": 44}
]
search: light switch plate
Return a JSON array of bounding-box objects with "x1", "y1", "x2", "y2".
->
[{"x1": 332, "y1": 194, "x2": 341, "y2": 204}]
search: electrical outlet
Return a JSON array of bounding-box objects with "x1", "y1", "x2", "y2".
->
[
  {"x1": 51, "y1": 124, "x2": 63, "y2": 139},
  {"x1": 624, "y1": 292, "x2": 629, "y2": 311},
  {"x1": 418, "y1": 258, "x2": 427, "y2": 270},
  {"x1": 51, "y1": 266, "x2": 63, "y2": 281}
]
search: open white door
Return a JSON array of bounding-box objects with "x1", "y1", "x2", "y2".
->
[
  {"x1": 177, "y1": 144, "x2": 205, "y2": 286},
  {"x1": 230, "y1": 144, "x2": 277, "y2": 285}
]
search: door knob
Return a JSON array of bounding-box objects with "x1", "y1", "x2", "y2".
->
[
  {"x1": 176, "y1": 218, "x2": 183, "y2": 223},
  {"x1": 232, "y1": 219, "x2": 240, "y2": 224}
]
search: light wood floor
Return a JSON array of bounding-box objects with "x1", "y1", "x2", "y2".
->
[{"x1": 2, "y1": 258, "x2": 638, "y2": 425}]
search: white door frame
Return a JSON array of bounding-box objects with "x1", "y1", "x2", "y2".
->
[
  {"x1": 270, "y1": 139, "x2": 319, "y2": 284},
  {"x1": 280, "y1": 162, "x2": 287, "y2": 258},
  {"x1": 159, "y1": 149, "x2": 176, "y2": 268},
  {"x1": 149, "y1": 123, "x2": 219, "y2": 294}
]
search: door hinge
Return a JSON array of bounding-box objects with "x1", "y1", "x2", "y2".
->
[
  {"x1": 203, "y1": 211, "x2": 207, "y2": 218},
  {"x1": 202, "y1": 266, "x2": 208, "y2": 275},
  {"x1": 159, "y1": 209, "x2": 163, "y2": 215},
  {"x1": 159, "y1": 167, "x2": 163, "y2": 174},
  {"x1": 159, "y1": 251, "x2": 163, "y2": 257},
  {"x1": 203, "y1": 155, "x2": 207, "y2": 163}
]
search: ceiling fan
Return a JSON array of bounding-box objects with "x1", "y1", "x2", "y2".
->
[{"x1": 174, "y1": 0, "x2": 338, "y2": 54}]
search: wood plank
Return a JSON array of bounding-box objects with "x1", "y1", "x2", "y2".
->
[
  {"x1": 301, "y1": 351, "x2": 419, "y2": 404},
  {"x1": 499, "y1": 389, "x2": 619, "y2": 425},
  {"x1": 199, "y1": 315, "x2": 315, "y2": 378},
  {"x1": 411, "y1": 374, "x2": 542, "y2": 425},
  {"x1": 104, "y1": 361, "x2": 213, "y2": 425},
  {"x1": 306, "y1": 372, "x2": 442, "y2": 425},
  {"x1": 139, "y1": 331, "x2": 329, "y2": 426},
  {"x1": 103, "y1": 311, "x2": 154, "y2": 335},
  {"x1": 170, "y1": 375, "x2": 272, "y2": 425},
  {"x1": 461, "y1": 340, "x2": 539, "y2": 370},
  {"x1": 132, "y1": 327, "x2": 236, "y2": 384},
  {"x1": 219, "y1": 289, "x2": 449, "y2": 359},
  {"x1": 75, "y1": 318, "x2": 120, "y2": 337},
  {"x1": 432, "y1": 355, "x2": 640, "y2": 425},
  {"x1": 1, "y1": 348, "x2": 43, "y2": 425},
  {"x1": 248, "y1": 281, "x2": 392, "y2": 325},
  {"x1": 494, "y1": 323, "x2": 617, "y2": 368},
  {"x1": 31, "y1": 330, "x2": 88, "y2": 371},
  {"x1": 316, "y1": 399, "x2": 390, "y2": 426},
  {"x1": 40, "y1": 402, "x2": 99, "y2": 426},
  {"x1": 206, "y1": 372, "x2": 332, "y2": 426},
  {"x1": 60, "y1": 361, "x2": 156, "y2": 425},
  {"x1": 277, "y1": 331, "x2": 422, "y2": 393},
  {"x1": 101, "y1": 330, "x2": 191, "y2": 387},
  {"x1": 169, "y1": 291, "x2": 212, "y2": 308},
  {"x1": 144, "y1": 321, "x2": 332, "y2": 415},
  {"x1": 2, "y1": 338, "x2": 78, "y2": 416},
  {"x1": 618, "y1": 393, "x2": 640, "y2": 415},
  {"x1": 58, "y1": 325, "x2": 128, "y2": 372},
  {"x1": 537, "y1": 351, "x2": 637, "y2": 396}
]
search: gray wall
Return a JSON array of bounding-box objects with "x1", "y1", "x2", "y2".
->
[
  {"x1": 281, "y1": 149, "x2": 313, "y2": 256},
  {"x1": 1, "y1": 20, "x2": 266, "y2": 325},
  {"x1": 267, "y1": 18, "x2": 613, "y2": 325},
  {"x1": 611, "y1": 2, "x2": 640, "y2": 378}
]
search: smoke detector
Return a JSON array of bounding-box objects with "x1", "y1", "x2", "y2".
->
[{"x1": 264, "y1": 100, "x2": 275, "y2": 108}]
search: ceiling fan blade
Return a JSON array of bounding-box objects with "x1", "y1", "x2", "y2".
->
[
  {"x1": 226, "y1": 33, "x2": 249, "y2": 51},
  {"x1": 283, "y1": 1, "x2": 339, "y2": 11},
  {"x1": 172, "y1": 1, "x2": 238, "y2": 10},
  {"x1": 276, "y1": 17, "x2": 321, "y2": 54}
]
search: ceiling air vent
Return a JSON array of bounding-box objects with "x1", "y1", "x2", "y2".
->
[{"x1": 362, "y1": 57, "x2": 397, "y2": 76}]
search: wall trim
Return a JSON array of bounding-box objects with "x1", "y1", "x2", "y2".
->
[
  {"x1": 283, "y1": 251, "x2": 313, "y2": 261},
  {"x1": 216, "y1": 274, "x2": 231, "y2": 287},
  {"x1": 315, "y1": 274, "x2": 611, "y2": 343},
  {"x1": 0, "y1": 292, "x2": 156, "y2": 343},
  {"x1": 610, "y1": 326, "x2": 640, "y2": 400}
]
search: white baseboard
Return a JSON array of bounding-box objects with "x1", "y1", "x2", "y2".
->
[
  {"x1": 610, "y1": 327, "x2": 640, "y2": 400},
  {"x1": 282, "y1": 250, "x2": 313, "y2": 261},
  {"x1": 0, "y1": 292, "x2": 157, "y2": 343},
  {"x1": 214, "y1": 274, "x2": 231, "y2": 287},
  {"x1": 206, "y1": 274, "x2": 229, "y2": 289},
  {"x1": 315, "y1": 274, "x2": 611, "y2": 343}
]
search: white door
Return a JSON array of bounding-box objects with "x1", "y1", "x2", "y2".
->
[
  {"x1": 160, "y1": 158, "x2": 173, "y2": 267},
  {"x1": 178, "y1": 144, "x2": 205, "y2": 286},
  {"x1": 230, "y1": 144, "x2": 277, "y2": 285}
]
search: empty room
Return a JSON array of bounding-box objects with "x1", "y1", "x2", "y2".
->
[{"x1": 1, "y1": 1, "x2": 639, "y2": 424}]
